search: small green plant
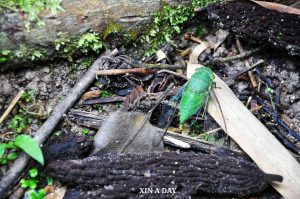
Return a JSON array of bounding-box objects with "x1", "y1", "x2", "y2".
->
[
  {"x1": 21, "y1": 168, "x2": 46, "y2": 199},
  {"x1": 21, "y1": 178, "x2": 39, "y2": 189},
  {"x1": 28, "y1": 189, "x2": 46, "y2": 199},
  {"x1": 30, "y1": 51, "x2": 43, "y2": 61},
  {"x1": 8, "y1": 114, "x2": 31, "y2": 133},
  {"x1": 81, "y1": 129, "x2": 89, "y2": 135},
  {"x1": 0, "y1": 50, "x2": 12, "y2": 62},
  {"x1": 101, "y1": 90, "x2": 113, "y2": 98},
  {"x1": 0, "y1": 142, "x2": 18, "y2": 164},
  {"x1": 22, "y1": 90, "x2": 38, "y2": 103},
  {"x1": 77, "y1": 33, "x2": 104, "y2": 54}
]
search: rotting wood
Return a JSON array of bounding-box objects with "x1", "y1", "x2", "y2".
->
[
  {"x1": 0, "y1": 52, "x2": 110, "y2": 198},
  {"x1": 45, "y1": 152, "x2": 282, "y2": 198},
  {"x1": 188, "y1": 63, "x2": 300, "y2": 199},
  {"x1": 0, "y1": 90, "x2": 24, "y2": 125}
]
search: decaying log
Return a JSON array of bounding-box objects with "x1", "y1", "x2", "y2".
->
[
  {"x1": 46, "y1": 152, "x2": 282, "y2": 198},
  {"x1": 207, "y1": 1, "x2": 300, "y2": 56},
  {"x1": 0, "y1": 0, "x2": 191, "y2": 70}
]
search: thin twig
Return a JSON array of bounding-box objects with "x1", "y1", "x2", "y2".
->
[
  {"x1": 205, "y1": 48, "x2": 261, "y2": 65},
  {"x1": 0, "y1": 90, "x2": 24, "y2": 125},
  {"x1": 157, "y1": 69, "x2": 187, "y2": 79},
  {"x1": 79, "y1": 96, "x2": 124, "y2": 105},
  {"x1": 202, "y1": 127, "x2": 222, "y2": 135},
  {"x1": 225, "y1": 60, "x2": 264, "y2": 82},
  {"x1": 129, "y1": 62, "x2": 186, "y2": 70},
  {"x1": 96, "y1": 68, "x2": 155, "y2": 76}
]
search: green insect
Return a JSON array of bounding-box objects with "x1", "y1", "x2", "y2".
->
[{"x1": 180, "y1": 66, "x2": 215, "y2": 124}]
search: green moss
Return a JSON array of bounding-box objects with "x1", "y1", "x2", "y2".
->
[
  {"x1": 123, "y1": 28, "x2": 140, "y2": 44},
  {"x1": 140, "y1": 0, "x2": 218, "y2": 56},
  {"x1": 77, "y1": 33, "x2": 103, "y2": 54},
  {"x1": 102, "y1": 20, "x2": 122, "y2": 40}
]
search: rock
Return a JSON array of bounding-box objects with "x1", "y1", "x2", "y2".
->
[{"x1": 1, "y1": 81, "x2": 13, "y2": 96}]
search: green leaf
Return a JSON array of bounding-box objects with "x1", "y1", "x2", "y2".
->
[
  {"x1": 14, "y1": 135, "x2": 44, "y2": 165},
  {"x1": 20, "y1": 178, "x2": 39, "y2": 189},
  {"x1": 0, "y1": 154, "x2": 8, "y2": 164},
  {"x1": 47, "y1": 177, "x2": 53, "y2": 185},
  {"x1": 29, "y1": 168, "x2": 38, "y2": 178},
  {"x1": 29, "y1": 189, "x2": 46, "y2": 199},
  {"x1": 0, "y1": 144, "x2": 8, "y2": 155},
  {"x1": 7, "y1": 152, "x2": 18, "y2": 160}
]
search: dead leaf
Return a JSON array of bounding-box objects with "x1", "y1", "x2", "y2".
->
[
  {"x1": 92, "y1": 110, "x2": 164, "y2": 154},
  {"x1": 156, "y1": 49, "x2": 167, "y2": 62},
  {"x1": 213, "y1": 29, "x2": 230, "y2": 51},
  {"x1": 189, "y1": 42, "x2": 209, "y2": 64},
  {"x1": 253, "y1": 1, "x2": 300, "y2": 15},
  {"x1": 45, "y1": 186, "x2": 67, "y2": 199},
  {"x1": 81, "y1": 90, "x2": 102, "y2": 100}
]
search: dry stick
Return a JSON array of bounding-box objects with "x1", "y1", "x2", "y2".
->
[
  {"x1": 205, "y1": 48, "x2": 261, "y2": 65},
  {"x1": 129, "y1": 62, "x2": 186, "y2": 70},
  {"x1": 0, "y1": 55, "x2": 107, "y2": 198},
  {"x1": 96, "y1": 68, "x2": 155, "y2": 76},
  {"x1": 225, "y1": 60, "x2": 265, "y2": 82},
  {"x1": 157, "y1": 69, "x2": 187, "y2": 79},
  {"x1": 236, "y1": 38, "x2": 258, "y2": 88},
  {"x1": 0, "y1": 90, "x2": 24, "y2": 125}
]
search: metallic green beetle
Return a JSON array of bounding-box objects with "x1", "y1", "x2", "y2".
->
[{"x1": 180, "y1": 67, "x2": 215, "y2": 124}]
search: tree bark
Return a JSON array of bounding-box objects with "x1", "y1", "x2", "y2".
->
[{"x1": 0, "y1": 0, "x2": 190, "y2": 70}]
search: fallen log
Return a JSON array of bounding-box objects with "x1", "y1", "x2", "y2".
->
[
  {"x1": 0, "y1": 0, "x2": 191, "y2": 70},
  {"x1": 45, "y1": 152, "x2": 282, "y2": 198}
]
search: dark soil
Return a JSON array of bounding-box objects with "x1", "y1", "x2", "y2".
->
[{"x1": 207, "y1": 0, "x2": 300, "y2": 56}]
